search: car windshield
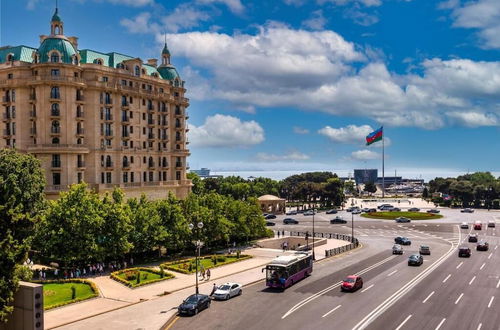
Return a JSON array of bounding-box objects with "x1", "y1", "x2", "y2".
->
[
  {"x1": 185, "y1": 295, "x2": 200, "y2": 303},
  {"x1": 219, "y1": 285, "x2": 231, "y2": 290},
  {"x1": 344, "y1": 278, "x2": 355, "y2": 283},
  {"x1": 410, "y1": 255, "x2": 419, "y2": 259}
]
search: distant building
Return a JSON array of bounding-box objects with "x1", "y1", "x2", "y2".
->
[
  {"x1": 354, "y1": 169, "x2": 378, "y2": 185},
  {"x1": 190, "y1": 168, "x2": 222, "y2": 179}
]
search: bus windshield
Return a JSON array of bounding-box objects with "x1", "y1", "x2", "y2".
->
[{"x1": 266, "y1": 265, "x2": 287, "y2": 281}]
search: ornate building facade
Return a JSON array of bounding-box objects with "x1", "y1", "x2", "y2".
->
[{"x1": 0, "y1": 8, "x2": 191, "y2": 199}]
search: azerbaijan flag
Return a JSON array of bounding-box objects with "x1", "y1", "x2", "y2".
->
[{"x1": 366, "y1": 127, "x2": 383, "y2": 146}]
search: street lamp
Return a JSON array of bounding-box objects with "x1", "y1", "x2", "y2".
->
[
  {"x1": 312, "y1": 205, "x2": 316, "y2": 260},
  {"x1": 188, "y1": 221, "x2": 204, "y2": 295},
  {"x1": 351, "y1": 199, "x2": 355, "y2": 243}
]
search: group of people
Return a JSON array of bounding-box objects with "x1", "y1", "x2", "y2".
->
[{"x1": 198, "y1": 268, "x2": 211, "y2": 280}]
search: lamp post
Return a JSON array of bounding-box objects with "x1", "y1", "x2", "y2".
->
[
  {"x1": 188, "y1": 221, "x2": 204, "y2": 295},
  {"x1": 351, "y1": 199, "x2": 355, "y2": 243},
  {"x1": 312, "y1": 205, "x2": 316, "y2": 260}
]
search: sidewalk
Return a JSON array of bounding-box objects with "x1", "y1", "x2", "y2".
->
[{"x1": 45, "y1": 237, "x2": 350, "y2": 329}]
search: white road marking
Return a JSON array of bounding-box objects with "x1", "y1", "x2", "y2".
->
[
  {"x1": 488, "y1": 296, "x2": 494, "y2": 308},
  {"x1": 387, "y1": 270, "x2": 398, "y2": 277},
  {"x1": 496, "y1": 279, "x2": 500, "y2": 289},
  {"x1": 395, "y1": 315, "x2": 412, "y2": 330},
  {"x1": 443, "y1": 274, "x2": 452, "y2": 283},
  {"x1": 495, "y1": 245, "x2": 498, "y2": 250},
  {"x1": 469, "y1": 276, "x2": 476, "y2": 285},
  {"x1": 488, "y1": 253, "x2": 493, "y2": 259},
  {"x1": 361, "y1": 284, "x2": 374, "y2": 293},
  {"x1": 422, "y1": 291, "x2": 435, "y2": 304},
  {"x1": 456, "y1": 262, "x2": 463, "y2": 269},
  {"x1": 321, "y1": 305, "x2": 341, "y2": 318},
  {"x1": 480, "y1": 263, "x2": 486, "y2": 270},
  {"x1": 435, "y1": 318, "x2": 446, "y2": 330},
  {"x1": 455, "y1": 293, "x2": 464, "y2": 304},
  {"x1": 477, "y1": 323, "x2": 482, "y2": 330}
]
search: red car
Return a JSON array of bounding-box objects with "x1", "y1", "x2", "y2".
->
[
  {"x1": 474, "y1": 222, "x2": 482, "y2": 230},
  {"x1": 341, "y1": 275, "x2": 363, "y2": 292}
]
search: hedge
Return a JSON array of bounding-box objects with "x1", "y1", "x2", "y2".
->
[
  {"x1": 161, "y1": 254, "x2": 252, "y2": 274},
  {"x1": 32, "y1": 279, "x2": 99, "y2": 310},
  {"x1": 361, "y1": 211, "x2": 443, "y2": 220},
  {"x1": 110, "y1": 267, "x2": 175, "y2": 288}
]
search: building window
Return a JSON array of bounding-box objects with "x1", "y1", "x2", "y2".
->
[
  {"x1": 149, "y1": 172, "x2": 154, "y2": 181},
  {"x1": 176, "y1": 171, "x2": 181, "y2": 180},
  {"x1": 6, "y1": 54, "x2": 14, "y2": 62},
  {"x1": 51, "y1": 103, "x2": 60, "y2": 116},
  {"x1": 51, "y1": 120, "x2": 60, "y2": 134},
  {"x1": 105, "y1": 155, "x2": 112, "y2": 167},
  {"x1": 103, "y1": 76, "x2": 108, "y2": 82},
  {"x1": 123, "y1": 172, "x2": 128, "y2": 183},
  {"x1": 106, "y1": 172, "x2": 112, "y2": 183},
  {"x1": 143, "y1": 172, "x2": 147, "y2": 182},
  {"x1": 53, "y1": 173, "x2": 61, "y2": 185},
  {"x1": 101, "y1": 172, "x2": 105, "y2": 184},
  {"x1": 7, "y1": 73, "x2": 13, "y2": 79},
  {"x1": 50, "y1": 87, "x2": 60, "y2": 99},
  {"x1": 50, "y1": 52, "x2": 60, "y2": 63},
  {"x1": 77, "y1": 138, "x2": 82, "y2": 145},
  {"x1": 52, "y1": 154, "x2": 61, "y2": 168},
  {"x1": 51, "y1": 69, "x2": 60, "y2": 76},
  {"x1": 131, "y1": 172, "x2": 134, "y2": 183},
  {"x1": 72, "y1": 56, "x2": 78, "y2": 65},
  {"x1": 52, "y1": 137, "x2": 59, "y2": 144},
  {"x1": 135, "y1": 65, "x2": 140, "y2": 77},
  {"x1": 130, "y1": 156, "x2": 134, "y2": 163},
  {"x1": 77, "y1": 172, "x2": 83, "y2": 183}
]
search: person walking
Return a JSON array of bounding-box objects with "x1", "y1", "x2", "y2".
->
[
  {"x1": 210, "y1": 283, "x2": 217, "y2": 297},
  {"x1": 206, "y1": 268, "x2": 211, "y2": 281},
  {"x1": 201, "y1": 268, "x2": 206, "y2": 280}
]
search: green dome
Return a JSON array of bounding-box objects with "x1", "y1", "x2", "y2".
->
[
  {"x1": 52, "y1": 12, "x2": 62, "y2": 22},
  {"x1": 158, "y1": 66, "x2": 179, "y2": 80},
  {"x1": 162, "y1": 43, "x2": 170, "y2": 55},
  {"x1": 38, "y1": 37, "x2": 77, "y2": 64}
]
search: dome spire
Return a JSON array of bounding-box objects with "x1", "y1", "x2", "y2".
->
[
  {"x1": 161, "y1": 33, "x2": 171, "y2": 65},
  {"x1": 51, "y1": 0, "x2": 64, "y2": 35}
]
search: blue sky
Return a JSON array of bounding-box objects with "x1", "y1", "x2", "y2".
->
[{"x1": 2, "y1": 0, "x2": 500, "y2": 180}]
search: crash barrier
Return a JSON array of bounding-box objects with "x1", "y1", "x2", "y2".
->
[{"x1": 274, "y1": 231, "x2": 359, "y2": 258}]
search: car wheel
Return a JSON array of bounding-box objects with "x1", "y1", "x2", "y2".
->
[
  {"x1": 238, "y1": 289, "x2": 242, "y2": 296},
  {"x1": 207, "y1": 301, "x2": 211, "y2": 308},
  {"x1": 194, "y1": 308, "x2": 198, "y2": 315},
  {"x1": 225, "y1": 294, "x2": 230, "y2": 300}
]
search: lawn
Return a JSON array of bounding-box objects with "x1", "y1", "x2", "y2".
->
[
  {"x1": 162, "y1": 254, "x2": 252, "y2": 274},
  {"x1": 111, "y1": 267, "x2": 175, "y2": 288},
  {"x1": 43, "y1": 282, "x2": 97, "y2": 310},
  {"x1": 361, "y1": 211, "x2": 443, "y2": 220}
]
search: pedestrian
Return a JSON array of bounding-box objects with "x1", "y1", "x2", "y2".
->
[
  {"x1": 277, "y1": 231, "x2": 280, "y2": 238},
  {"x1": 201, "y1": 268, "x2": 206, "y2": 280},
  {"x1": 206, "y1": 268, "x2": 211, "y2": 280},
  {"x1": 282, "y1": 230, "x2": 285, "y2": 237},
  {"x1": 130, "y1": 256, "x2": 134, "y2": 266},
  {"x1": 210, "y1": 283, "x2": 217, "y2": 296}
]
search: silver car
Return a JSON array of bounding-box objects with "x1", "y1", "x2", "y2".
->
[{"x1": 212, "y1": 282, "x2": 242, "y2": 300}]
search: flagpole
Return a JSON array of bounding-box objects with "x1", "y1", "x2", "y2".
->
[{"x1": 382, "y1": 128, "x2": 385, "y2": 198}]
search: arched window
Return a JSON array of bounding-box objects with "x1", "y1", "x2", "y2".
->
[
  {"x1": 34, "y1": 53, "x2": 40, "y2": 64},
  {"x1": 72, "y1": 55, "x2": 78, "y2": 65},
  {"x1": 50, "y1": 52, "x2": 60, "y2": 63},
  {"x1": 52, "y1": 137, "x2": 59, "y2": 144},
  {"x1": 148, "y1": 156, "x2": 154, "y2": 167},
  {"x1": 51, "y1": 103, "x2": 60, "y2": 116},
  {"x1": 51, "y1": 121, "x2": 60, "y2": 134},
  {"x1": 77, "y1": 138, "x2": 82, "y2": 145},
  {"x1": 123, "y1": 156, "x2": 128, "y2": 167},
  {"x1": 76, "y1": 105, "x2": 82, "y2": 117},
  {"x1": 174, "y1": 79, "x2": 180, "y2": 87},
  {"x1": 117, "y1": 63, "x2": 125, "y2": 69},
  {"x1": 162, "y1": 157, "x2": 167, "y2": 167},
  {"x1": 151, "y1": 73, "x2": 158, "y2": 78},
  {"x1": 135, "y1": 65, "x2": 140, "y2": 77},
  {"x1": 50, "y1": 87, "x2": 60, "y2": 99},
  {"x1": 94, "y1": 58, "x2": 103, "y2": 65},
  {"x1": 106, "y1": 155, "x2": 112, "y2": 167},
  {"x1": 6, "y1": 54, "x2": 14, "y2": 62},
  {"x1": 141, "y1": 69, "x2": 146, "y2": 75},
  {"x1": 175, "y1": 118, "x2": 180, "y2": 127}
]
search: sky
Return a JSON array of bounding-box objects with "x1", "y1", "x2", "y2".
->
[{"x1": 1, "y1": 0, "x2": 499, "y2": 181}]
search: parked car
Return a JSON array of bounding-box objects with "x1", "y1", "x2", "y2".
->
[
  {"x1": 283, "y1": 218, "x2": 299, "y2": 225},
  {"x1": 427, "y1": 209, "x2": 440, "y2": 214},
  {"x1": 394, "y1": 237, "x2": 411, "y2": 245},
  {"x1": 488, "y1": 221, "x2": 496, "y2": 228},
  {"x1": 285, "y1": 210, "x2": 297, "y2": 215},
  {"x1": 265, "y1": 221, "x2": 276, "y2": 226},
  {"x1": 303, "y1": 210, "x2": 316, "y2": 216},
  {"x1": 419, "y1": 245, "x2": 431, "y2": 255},
  {"x1": 390, "y1": 207, "x2": 402, "y2": 212},
  {"x1": 378, "y1": 204, "x2": 393, "y2": 210},
  {"x1": 458, "y1": 246, "x2": 471, "y2": 257},
  {"x1": 460, "y1": 222, "x2": 469, "y2": 229},
  {"x1": 476, "y1": 241, "x2": 489, "y2": 251},
  {"x1": 379, "y1": 205, "x2": 395, "y2": 211},
  {"x1": 178, "y1": 294, "x2": 211, "y2": 316},
  {"x1": 326, "y1": 209, "x2": 338, "y2": 214},
  {"x1": 392, "y1": 244, "x2": 403, "y2": 255},
  {"x1": 461, "y1": 208, "x2": 474, "y2": 213},
  {"x1": 361, "y1": 208, "x2": 371, "y2": 213},
  {"x1": 330, "y1": 216, "x2": 347, "y2": 224},
  {"x1": 408, "y1": 254, "x2": 423, "y2": 266},
  {"x1": 352, "y1": 209, "x2": 362, "y2": 214},
  {"x1": 367, "y1": 208, "x2": 377, "y2": 212},
  {"x1": 473, "y1": 221, "x2": 482, "y2": 230},
  {"x1": 265, "y1": 214, "x2": 277, "y2": 220},
  {"x1": 341, "y1": 275, "x2": 363, "y2": 292},
  {"x1": 395, "y1": 217, "x2": 411, "y2": 223},
  {"x1": 212, "y1": 282, "x2": 242, "y2": 300},
  {"x1": 468, "y1": 234, "x2": 478, "y2": 243},
  {"x1": 346, "y1": 207, "x2": 357, "y2": 212},
  {"x1": 408, "y1": 207, "x2": 420, "y2": 212}
]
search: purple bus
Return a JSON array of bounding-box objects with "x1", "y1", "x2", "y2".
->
[{"x1": 263, "y1": 252, "x2": 313, "y2": 289}]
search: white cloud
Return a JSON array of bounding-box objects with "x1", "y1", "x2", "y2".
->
[
  {"x1": 351, "y1": 149, "x2": 380, "y2": 160},
  {"x1": 446, "y1": 111, "x2": 499, "y2": 127},
  {"x1": 26, "y1": 0, "x2": 40, "y2": 10},
  {"x1": 319, "y1": 0, "x2": 382, "y2": 7},
  {"x1": 344, "y1": 7, "x2": 379, "y2": 26},
  {"x1": 293, "y1": 126, "x2": 310, "y2": 134},
  {"x1": 256, "y1": 151, "x2": 310, "y2": 161},
  {"x1": 104, "y1": 0, "x2": 154, "y2": 6},
  {"x1": 318, "y1": 124, "x2": 374, "y2": 144},
  {"x1": 189, "y1": 114, "x2": 265, "y2": 148},
  {"x1": 161, "y1": 4, "x2": 211, "y2": 33},
  {"x1": 302, "y1": 10, "x2": 328, "y2": 30},
  {"x1": 196, "y1": 0, "x2": 244, "y2": 14},
  {"x1": 120, "y1": 12, "x2": 153, "y2": 34}
]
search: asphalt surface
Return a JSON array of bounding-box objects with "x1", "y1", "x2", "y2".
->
[{"x1": 173, "y1": 208, "x2": 499, "y2": 330}]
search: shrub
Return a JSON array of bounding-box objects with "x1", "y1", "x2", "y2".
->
[
  {"x1": 124, "y1": 271, "x2": 137, "y2": 281},
  {"x1": 142, "y1": 273, "x2": 149, "y2": 280},
  {"x1": 136, "y1": 271, "x2": 141, "y2": 284},
  {"x1": 236, "y1": 250, "x2": 241, "y2": 259},
  {"x1": 71, "y1": 285, "x2": 76, "y2": 300},
  {"x1": 159, "y1": 265, "x2": 164, "y2": 278},
  {"x1": 217, "y1": 256, "x2": 226, "y2": 262}
]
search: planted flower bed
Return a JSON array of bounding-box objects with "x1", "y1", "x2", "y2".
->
[
  {"x1": 161, "y1": 253, "x2": 252, "y2": 274},
  {"x1": 36, "y1": 279, "x2": 99, "y2": 310},
  {"x1": 110, "y1": 267, "x2": 175, "y2": 288},
  {"x1": 361, "y1": 211, "x2": 443, "y2": 220}
]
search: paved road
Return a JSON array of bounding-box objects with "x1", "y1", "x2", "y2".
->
[{"x1": 173, "y1": 210, "x2": 499, "y2": 330}]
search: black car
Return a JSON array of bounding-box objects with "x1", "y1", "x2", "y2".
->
[
  {"x1": 458, "y1": 246, "x2": 471, "y2": 257},
  {"x1": 427, "y1": 209, "x2": 440, "y2": 214},
  {"x1": 390, "y1": 207, "x2": 402, "y2": 212},
  {"x1": 395, "y1": 237, "x2": 411, "y2": 245},
  {"x1": 178, "y1": 294, "x2": 211, "y2": 316},
  {"x1": 488, "y1": 221, "x2": 496, "y2": 228},
  {"x1": 330, "y1": 216, "x2": 347, "y2": 224},
  {"x1": 367, "y1": 208, "x2": 377, "y2": 213},
  {"x1": 395, "y1": 217, "x2": 411, "y2": 223},
  {"x1": 265, "y1": 221, "x2": 276, "y2": 226},
  {"x1": 408, "y1": 254, "x2": 423, "y2": 266},
  {"x1": 326, "y1": 209, "x2": 338, "y2": 214},
  {"x1": 408, "y1": 207, "x2": 420, "y2": 212},
  {"x1": 476, "y1": 241, "x2": 489, "y2": 251},
  {"x1": 283, "y1": 218, "x2": 299, "y2": 225},
  {"x1": 265, "y1": 214, "x2": 277, "y2": 219},
  {"x1": 468, "y1": 234, "x2": 478, "y2": 243}
]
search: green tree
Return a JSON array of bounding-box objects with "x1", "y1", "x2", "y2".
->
[
  {"x1": 128, "y1": 195, "x2": 164, "y2": 255},
  {"x1": 187, "y1": 172, "x2": 205, "y2": 195},
  {"x1": 0, "y1": 150, "x2": 45, "y2": 322},
  {"x1": 155, "y1": 193, "x2": 190, "y2": 252},
  {"x1": 364, "y1": 182, "x2": 377, "y2": 194}
]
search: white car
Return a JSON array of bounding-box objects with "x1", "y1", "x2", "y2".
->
[
  {"x1": 286, "y1": 210, "x2": 297, "y2": 215},
  {"x1": 460, "y1": 222, "x2": 469, "y2": 229},
  {"x1": 212, "y1": 282, "x2": 242, "y2": 300}
]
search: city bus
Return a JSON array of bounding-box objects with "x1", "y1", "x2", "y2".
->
[{"x1": 263, "y1": 251, "x2": 313, "y2": 289}]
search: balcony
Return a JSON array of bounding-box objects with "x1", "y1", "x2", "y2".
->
[
  {"x1": 105, "y1": 162, "x2": 114, "y2": 169},
  {"x1": 148, "y1": 162, "x2": 156, "y2": 169},
  {"x1": 76, "y1": 95, "x2": 85, "y2": 103},
  {"x1": 105, "y1": 99, "x2": 113, "y2": 105},
  {"x1": 159, "y1": 120, "x2": 168, "y2": 127},
  {"x1": 76, "y1": 111, "x2": 84, "y2": 119},
  {"x1": 77, "y1": 160, "x2": 86, "y2": 168},
  {"x1": 147, "y1": 133, "x2": 155, "y2": 140},
  {"x1": 104, "y1": 130, "x2": 114, "y2": 137},
  {"x1": 51, "y1": 161, "x2": 61, "y2": 168},
  {"x1": 49, "y1": 94, "x2": 60, "y2": 101},
  {"x1": 160, "y1": 135, "x2": 168, "y2": 141},
  {"x1": 161, "y1": 162, "x2": 169, "y2": 169},
  {"x1": 121, "y1": 115, "x2": 129, "y2": 123},
  {"x1": 50, "y1": 110, "x2": 60, "y2": 117},
  {"x1": 46, "y1": 185, "x2": 63, "y2": 193},
  {"x1": 122, "y1": 162, "x2": 130, "y2": 169},
  {"x1": 121, "y1": 132, "x2": 130, "y2": 140},
  {"x1": 76, "y1": 128, "x2": 85, "y2": 136},
  {"x1": 2, "y1": 96, "x2": 11, "y2": 103},
  {"x1": 103, "y1": 114, "x2": 113, "y2": 122},
  {"x1": 175, "y1": 162, "x2": 183, "y2": 168},
  {"x1": 147, "y1": 119, "x2": 155, "y2": 126},
  {"x1": 121, "y1": 100, "x2": 129, "y2": 108},
  {"x1": 147, "y1": 105, "x2": 154, "y2": 112},
  {"x1": 3, "y1": 129, "x2": 12, "y2": 137},
  {"x1": 29, "y1": 94, "x2": 36, "y2": 101},
  {"x1": 51, "y1": 127, "x2": 61, "y2": 135}
]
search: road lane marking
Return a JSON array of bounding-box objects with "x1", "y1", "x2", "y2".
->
[
  {"x1": 456, "y1": 262, "x2": 463, "y2": 269},
  {"x1": 435, "y1": 318, "x2": 446, "y2": 330},
  {"x1": 488, "y1": 253, "x2": 493, "y2": 259},
  {"x1": 395, "y1": 315, "x2": 412, "y2": 330},
  {"x1": 455, "y1": 293, "x2": 464, "y2": 304},
  {"x1": 361, "y1": 284, "x2": 374, "y2": 293},
  {"x1": 488, "y1": 296, "x2": 494, "y2": 308},
  {"x1": 477, "y1": 323, "x2": 482, "y2": 330},
  {"x1": 480, "y1": 263, "x2": 486, "y2": 270},
  {"x1": 496, "y1": 279, "x2": 500, "y2": 289},
  {"x1": 281, "y1": 255, "x2": 397, "y2": 319},
  {"x1": 495, "y1": 246, "x2": 498, "y2": 250},
  {"x1": 422, "y1": 291, "x2": 434, "y2": 304},
  {"x1": 387, "y1": 270, "x2": 398, "y2": 277},
  {"x1": 443, "y1": 274, "x2": 452, "y2": 283},
  {"x1": 321, "y1": 305, "x2": 341, "y2": 318},
  {"x1": 469, "y1": 276, "x2": 476, "y2": 285}
]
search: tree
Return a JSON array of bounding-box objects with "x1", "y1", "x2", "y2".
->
[
  {"x1": 0, "y1": 150, "x2": 45, "y2": 323},
  {"x1": 128, "y1": 195, "x2": 164, "y2": 256},
  {"x1": 422, "y1": 187, "x2": 429, "y2": 198},
  {"x1": 187, "y1": 172, "x2": 204, "y2": 195},
  {"x1": 155, "y1": 193, "x2": 190, "y2": 252},
  {"x1": 364, "y1": 182, "x2": 377, "y2": 194}
]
